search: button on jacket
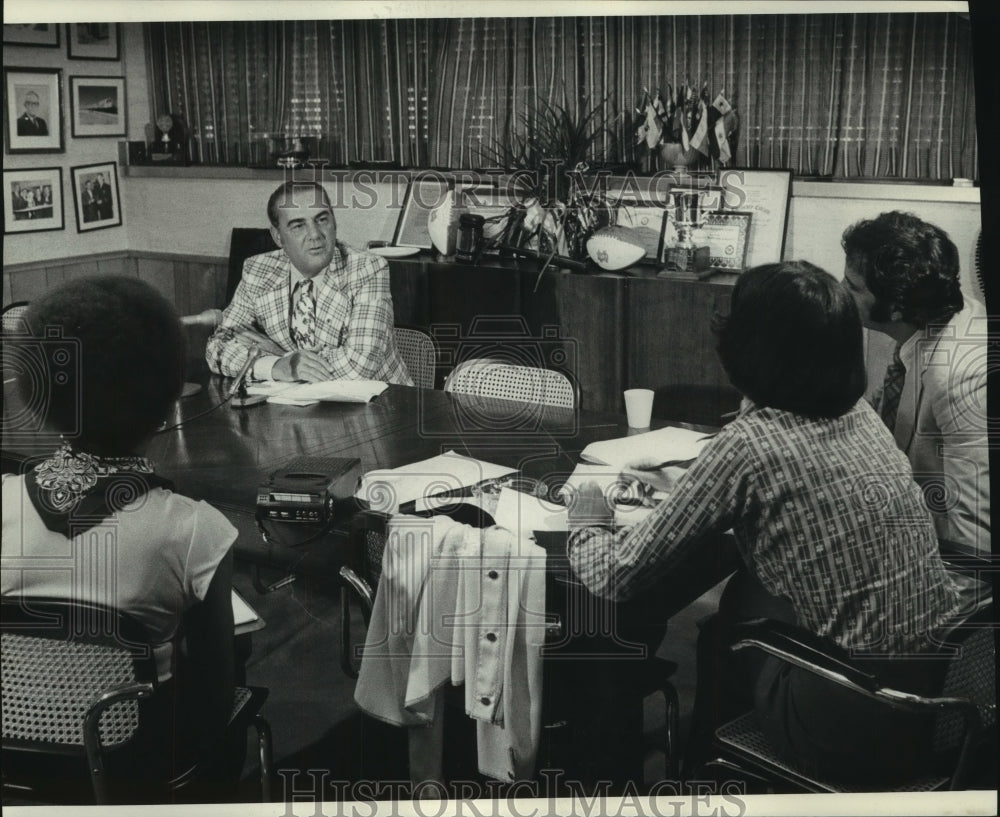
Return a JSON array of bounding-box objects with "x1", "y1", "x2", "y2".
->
[{"x1": 354, "y1": 514, "x2": 547, "y2": 781}]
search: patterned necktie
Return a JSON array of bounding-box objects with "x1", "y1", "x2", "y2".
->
[
  {"x1": 878, "y1": 346, "x2": 906, "y2": 431},
  {"x1": 291, "y1": 278, "x2": 317, "y2": 350}
]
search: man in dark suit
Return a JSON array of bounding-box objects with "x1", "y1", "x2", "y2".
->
[{"x1": 16, "y1": 91, "x2": 48, "y2": 137}]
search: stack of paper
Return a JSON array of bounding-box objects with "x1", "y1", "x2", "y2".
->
[
  {"x1": 246, "y1": 379, "x2": 388, "y2": 406},
  {"x1": 580, "y1": 426, "x2": 713, "y2": 471},
  {"x1": 355, "y1": 451, "x2": 517, "y2": 514}
]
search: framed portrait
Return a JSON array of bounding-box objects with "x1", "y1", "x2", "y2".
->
[
  {"x1": 70, "y1": 161, "x2": 121, "y2": 233},
  {"x1": 696, "y1": 211, "x2": 753, "y2": 270},
  {"x1": 70, "y1": 76, "x2": 126, "y2": 138},
  {"x1": 716, "y1": 168, "x2": 792, "y2": 268},
  {"x1": 613, "y1": 200, "x2": 668, "y2": 262},
  {"x1": 3, "y1": 167, "x2": 64, "y2": 235},
  {"x1": 3, "y1": 67, "x2": 64, "y2": 154},
  {"x1": 392, "y1": 175, "x2": 450, "y2": 250},
  {"x1": 67, "y1": 23, "x2": 120, "y2": 61},
  {"x1": 3, "y1": 24, "x2": 60, "y2": 48}
]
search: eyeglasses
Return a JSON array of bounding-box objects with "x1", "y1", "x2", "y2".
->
[{"x1": 24, "y1": 100, "x2": 40, "y2": 108}]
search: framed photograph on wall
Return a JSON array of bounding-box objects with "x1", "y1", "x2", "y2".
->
[
  {"x1": 3, "y1": 67, "x2": 64, "y2": 154},
  {"x1": 392, "y1": 175, "x2": 450, "y2": 250},
  {"x1": 70, "y1": 76, "x2": 126, "y2": 138},
  {"x1": 716, "y1": 168, "x2": 792, "y2": 268},
  {"x1": 67, "y1": 23, "x2": 120, "y2": 61},
  {"x1": 3, "y1": 166, "x2": 64, "y2": 235},
  {"x1": 70, "y1": 161, "x2": 121, "y2": 233},
  {"x1": 3, "y1": 24, "x2": 60, "y2": 48}
]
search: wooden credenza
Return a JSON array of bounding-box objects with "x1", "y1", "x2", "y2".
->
[{"x1": 387, "y1": 256, "x2": 736, "y2": 415}]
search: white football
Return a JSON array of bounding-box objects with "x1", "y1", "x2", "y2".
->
[{"x1": 586, "y1": 226, "x2": 646, "y2": 271}]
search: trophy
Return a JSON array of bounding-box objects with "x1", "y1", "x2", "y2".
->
[{"x1": 664, "y1": 190, "x2": 710, "y2": 272}]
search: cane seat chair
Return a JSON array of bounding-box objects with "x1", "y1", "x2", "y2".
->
[
  {"x1": 1, "y1": 597, "x2": 274, "y2": 805},
  {"x1": 443, "y1": 358, "x2": 576, "y2": 409},
  {"x1": 701, "y1": 605, "x2": 997, "y2": 793},
  {"x1": 1, "y1": 301, "x2": 30, "y2": 335},
  {"x1": 393, "y1": 327, "x2": 436, "y2": 389}
]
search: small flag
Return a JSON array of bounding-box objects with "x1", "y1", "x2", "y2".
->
[
  {"x1": 644, "y1": 101, "x2": 664, "y2": 149},
  {"x1": 690, "y1": 96, "x2": 710, "y2": 156},
  {"x1": 712, "y1": 93, "x2": 734, "y2": 163}
]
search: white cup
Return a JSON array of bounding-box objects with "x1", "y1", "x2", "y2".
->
[{"x1": 624, "y1": 388, "x2": 655, "y2": 429}]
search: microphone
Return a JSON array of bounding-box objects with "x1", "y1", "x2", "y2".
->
[{"x1": 229, "y1": 343, "x2": 267, "y2": 409}]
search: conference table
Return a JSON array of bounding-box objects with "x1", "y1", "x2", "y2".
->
[{"x1": 2, "y1": 375, "x2": 734, "y2": 786}]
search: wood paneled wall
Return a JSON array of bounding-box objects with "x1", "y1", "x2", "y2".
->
[{"x1": 3, "y1": 252, "x2": 229, "y2": 316}]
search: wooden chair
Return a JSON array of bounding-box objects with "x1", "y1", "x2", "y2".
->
[
  {"x1": 444, "y1": 358, "x2": 576, "y2": 408},
  {"x1": 1, "y1": 597, "x2": 273, "y2": 805},
  {"x1": 393, "y1": 326, "x2": 436, "y2": 389},
  {"x1": 699, "y1": 606, "x2": 997, "y2": 792}
]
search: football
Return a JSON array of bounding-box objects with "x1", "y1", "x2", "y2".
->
[{"x1": 586, "y1": 226, "x2": 646, "y2": 271}]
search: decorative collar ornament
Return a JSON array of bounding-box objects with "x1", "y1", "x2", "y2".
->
[{"x1": 25, "y1": 444, "x2": 173, "y2": 536}]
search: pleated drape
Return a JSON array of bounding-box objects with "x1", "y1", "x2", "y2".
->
[{"x1": 144, "y1": 12, "x2": 977, "y2": 179}]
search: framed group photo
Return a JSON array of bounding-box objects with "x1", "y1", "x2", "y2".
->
[
  {"x1": 70, "y1": 76, "x2": 126, "y2": 138},
  {"x1": 3, "y1": 67, "x2": 64, "y2": 154},
  {"x1": 393, "y1": 175, "x2": 450, "y2": 250},
  {"x1": 3, "y1": 167, "x2": 64, "y2": 235},
  {"x1": 70, "y1": 162, "x2": 121, "y2": 233},
  {"x1": 3, "y1": 23, "x2": 60, "y2": 48},
  {"x1": 67, "y1": 23, "x2": 120, "y2": 61}
]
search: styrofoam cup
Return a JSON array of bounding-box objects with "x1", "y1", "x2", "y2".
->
[{"x1": 624, "y1": 388, "x2": 655, "y2": 429}]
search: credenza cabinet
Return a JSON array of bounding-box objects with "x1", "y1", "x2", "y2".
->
[{"x1": 388, "y1": 258, "x2": 735, "y2": 415}]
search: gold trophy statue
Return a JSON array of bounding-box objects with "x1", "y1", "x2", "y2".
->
[{"x1": 664, "y1": 190, "x2": 710, "y2": 273}]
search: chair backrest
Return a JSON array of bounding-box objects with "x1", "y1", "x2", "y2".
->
[
  {"x1": 933, "y1": 607, "x2": 996, "y2": 753},
  {"x1": 227, "y1": 228, "x2": 278, "y2": 303},
  {"x1": 444, "y1": 358, "x2": 576, "y2": 408},
  {"x1": 1, "y1": 301, "x2": 30, "y2": 335},
  {"x1": 1, "y1": 596, "x2": 159, "y2": 807},
  {"x1": 393, "y1": 326, "x2": 436, "y2": 389}
]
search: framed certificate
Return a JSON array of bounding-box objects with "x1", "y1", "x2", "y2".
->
[
  {"x1": 716, "y1": 168, "x2": 791, "y2": 269},
  {"x1": 697, "y1": 211, "x2": 752, "y2": 270}
]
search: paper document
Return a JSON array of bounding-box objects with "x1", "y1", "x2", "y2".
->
[
  {"x1": 246, "y1": 379, "x2": 388, "y2": 403},
  {"x1": 356, "y1": 451, "x2": 517, "y2": 513},
  {"x1": 231, "y1": 590, "x2": 259, "y2": 627},
  {"x1": 580, "y1": 426, "x2": 713, "y2": 471}
]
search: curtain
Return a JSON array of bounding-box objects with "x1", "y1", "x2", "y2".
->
[{"x1": 145, "y1": 12, "x2": 978, "y2": 179}]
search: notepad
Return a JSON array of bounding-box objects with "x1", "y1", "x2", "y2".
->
[
  {"x1": 356, "y1": 451, "x2": 517, "y2": 514},
  {"x1": 492, "y1": 486, "x2": 656, "y2": 535},
  {"x1": 580, "y1": 426, "x2": 713, "y2": 471},
  {"x1": 246, "y1": 379, "x2": 388, "y2": 404}
]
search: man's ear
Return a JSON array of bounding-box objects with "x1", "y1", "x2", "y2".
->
[{"x1": 269, "y1": 225, "x2": 283, "y2": 249}]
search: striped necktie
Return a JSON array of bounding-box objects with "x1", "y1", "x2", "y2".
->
[
  {"x1": 291, "y1": 278, "x2": 317, "y2": 350},
  {"x1": 878, "y1": 346, "x2": 906, "y2": 431}
]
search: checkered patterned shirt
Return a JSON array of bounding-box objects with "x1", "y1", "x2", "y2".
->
[
  {"x1": 206, "y1": 242, "x2": 413, "y2": 385},
  {"x1": 568, "y1": 400, "x2": 967, "y2": 655}
]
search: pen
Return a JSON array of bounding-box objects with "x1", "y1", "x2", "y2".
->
[{"x1": 632, "y1": 457, "x2": 695, "y2": 471}]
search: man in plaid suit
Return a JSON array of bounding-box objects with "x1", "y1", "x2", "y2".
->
[{"x1": 206, "y1": 181, "x2": 413, "y2": 385}]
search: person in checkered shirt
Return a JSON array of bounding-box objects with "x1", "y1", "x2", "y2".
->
[{"x1": 206, "y1": 180, "x2": 413, "y2": 385}]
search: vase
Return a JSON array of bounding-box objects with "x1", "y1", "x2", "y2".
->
[{"x1": 659, "y1": 142, "x2": 702, "y2": 171}]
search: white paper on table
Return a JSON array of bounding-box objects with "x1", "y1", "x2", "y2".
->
[
  {"x1": 246, "y1": 379, "x2": 388, "y2": 403},
  {"x1": 580, "y1": 426, "x2": 713, "y2": 471},
  {"x1": 231, "y1": 590, "x2": 259, "y2": 626},
  {"x1": 355, "y1": 451, "x2": 517, "y2": 514}
]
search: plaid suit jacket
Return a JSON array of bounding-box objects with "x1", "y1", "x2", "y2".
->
[{"x1": 206, "y1": 242, "x2": 413, "y2": 385}]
